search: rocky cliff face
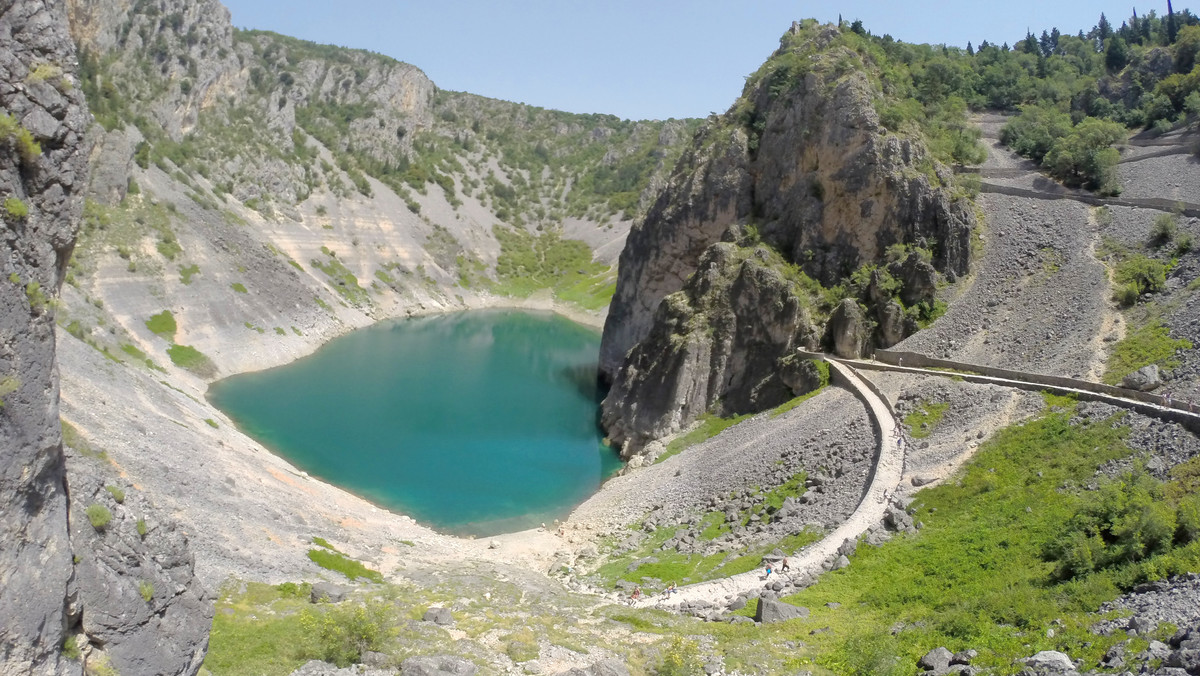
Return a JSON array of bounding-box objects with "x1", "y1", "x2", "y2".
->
[
  {"x1": 1, "y1": 1, "x2": 92, "y2": 672},
  {"x1": 1, "y1": 1, "x2": 210, "y2": 674},
  {"x1": 599, "y1": 23, "x2": 977, "y2": 455},
  {"x1": 600, "y1": 243, "x2": 825, "y2": 456}
]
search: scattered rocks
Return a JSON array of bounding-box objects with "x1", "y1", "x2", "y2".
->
[{"x1": 399, "y1": 655, "x2": 477, "y2": 675}]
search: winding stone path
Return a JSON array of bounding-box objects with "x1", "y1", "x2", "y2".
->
[
  {"x1": 635, "y1": 359, "x2": 905, "y2": 610},
  {"x1": 629, "y1": 347, "x2": 1200, "y2": 612}
]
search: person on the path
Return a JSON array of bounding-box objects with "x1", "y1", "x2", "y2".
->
[
  {"x1": 780, "y1": 557, "x2": 790, "y2": 573},
  {"x1": 665, "y1": 582, "x2": 677, "y2": 599},
  {"x1": 765, "y1": 564, "x2": 773, "y2": 579},
  {"x1": 631, "y1": 586, "x2": 642, "y2": 603}
]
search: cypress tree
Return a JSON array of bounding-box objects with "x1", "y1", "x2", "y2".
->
[{"x1": 1169, "y1": 0, "x2": 1179, "y2": 43}]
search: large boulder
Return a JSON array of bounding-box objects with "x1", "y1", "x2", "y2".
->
[
  {"x1": 826, "y1": 299, "x2": 871, "y2": 358},
  {"x1": 918, "y1": 646, "x2": 953, "y2": 671},
  {"x1": 1122, "y1": 365, "x2": 1162, "y2": 392},
  {"x1": 1020, "y1": 650, "x2": 1076, "y2": 674},
  {"x1": 754, "y1": 598, "x2": 810, "y2": 623}
]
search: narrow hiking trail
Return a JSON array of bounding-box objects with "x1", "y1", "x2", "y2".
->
[{"x1": 634, "y1": 360, "x2": 904, "y2": 610}]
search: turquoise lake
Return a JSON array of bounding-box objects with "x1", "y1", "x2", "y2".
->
[{"x1": 207, "y1": 310, "x2": 622, "y2": 536}]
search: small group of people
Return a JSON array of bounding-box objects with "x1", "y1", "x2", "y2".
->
[
  {"x1": 764, "y1": 557, "x2": 790, "y2": 579},
  {"x1": 628, "y1": 581, "x2": 677, "y2": 604}
]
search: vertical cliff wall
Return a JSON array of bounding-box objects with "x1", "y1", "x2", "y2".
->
[{"x1": 0, "y1": 1, "x2": 91, "y2": 672}]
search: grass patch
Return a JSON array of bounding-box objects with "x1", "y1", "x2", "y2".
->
[
  {"x1": 104, "y1": 485, "x2": 125, "y2": 503},
  {"x1": 177, "y1": 261, "x2": 199, "y2": 283},
  {"x1": 904, "y1": 400, "x2": 950, "y2": 439},
  {"x1": 554, "y1": 265, "x2": 618, "y2": 311},
  {"x1": 167, "y1": 344, "x2": 216, "y2": 376},
  {"x1": 306, "y1": 548, "x2": 383, "y2": 583},
  {"x1": 231, "y1": 282, "x2": 248, "y2": 294},
  {"x1": 777, "y1": 402, "x2": 1193, "y2": 674},
  {"x1": 120, "y1": 343, "x2": 165, "y2": 371},
  {"x1": 205, "y1": 418, "x2": 219, "y2": 429},
  {"x1": 1103, "y1": 320, "x2": 1193, "y2": 386},
  {"x1": 311, "y1": 253, "x2": 369, "y2": 305},
  {"x1": 655, "y1": 412, "x2": 754, "y2": 465},
  {"x1": 145, "y1": 310, "x2": 177, "y2": 340},
  {"x1": 594, "y1": 522, "x2": 821, "y2": 591},
  {"x1": 205, "y1": 582, "x2": 310, "y2": 676}
]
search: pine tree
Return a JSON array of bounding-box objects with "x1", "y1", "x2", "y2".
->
[
  {"x1": 1050, "y1": 27, "x2": 1062, "y2": 54},
  {"x1": 966, "y1": 41, "x2": 974, "y2": 56}
]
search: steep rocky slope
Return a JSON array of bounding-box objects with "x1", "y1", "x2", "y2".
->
[
  {"x1": 599, "y1": 22, "x2": 977, "y2": 456},
  {"x1": 2, "y1": 1, "x2": 209, "y2": 675},
  {"x1": 36, "y1": 0, "x2": 699, "y2": 606}
]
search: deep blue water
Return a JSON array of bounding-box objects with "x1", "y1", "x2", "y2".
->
[{"x1": 207, "y1": 310, "x2": 622, "y2": 536}]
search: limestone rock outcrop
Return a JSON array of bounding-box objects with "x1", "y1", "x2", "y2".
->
[
  {"x1": 599, "y1": 23, "x2": 976, "y2": 455},
  {"x1": 0, "y1": 1, "x2": 91, "y2": 672},
  {"x1": 601, "y1": 244, "x2": 821, "y2": 456},
  {"x1": 66, "y1": 452, "x2": 213, "y2": 675}
]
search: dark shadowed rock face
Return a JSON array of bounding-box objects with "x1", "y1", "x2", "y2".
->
[
  {"x1": 599, "y1": 24, "x2": 975, "y2": 455},
  {"x1": 601, "y1": 244, "x2": 821, "y2": 456},
  {"x1": 1, "y1": 2, "x2": 211, "y2": 674},
  {"x1": 0, "y1": 1, "x2": 91, "y2": 673}
]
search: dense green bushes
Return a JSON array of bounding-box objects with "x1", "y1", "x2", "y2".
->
[
  {"x1": 1048, "y1": 472, "x2": 1200, "y2": 580},
  {"x1": 1001, "y1": 107, "x2": 1124, "y2": 193}
]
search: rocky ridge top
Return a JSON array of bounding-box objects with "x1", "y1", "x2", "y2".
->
[{"x1": 599, "y1": 22, "x2": 977, "y2": 455}]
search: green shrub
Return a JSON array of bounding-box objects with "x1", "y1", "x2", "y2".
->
[
  {"x1": 139, "y1": 580, "x2": 154, "y2": 602},
  {"x1": 231, "y1": 282, "x2": 248, "y2": 293},
  {"x1": 1150, "y1": 213, "x2": 1178, "y2": 247},
  {"x1": 1114, "y1": 255, "x2": 1167, "y2": 295},
  {"x1": 25, "y1": 282, "x2": 48, "y2": 311},
  {"x1": 86, "y1": 504, "x2": 112, "y2": 530},
  {"x1": 136, "y1": 518, "x2": 147, "y2": 537},
  {"x1": 503, "y1": 628, "x2": 540, "y2": 663},
  {"x1": 61, "y1": 635, "x2": 81, "y2": 661},
  {"x1": 205, "y1": 418, "x2": 218, "y2": 428},
  {"x1": 105, "y1": 485, "x2": 125, "y2": 504},
  {"x1": 299, "y1": 599, "x2": 395, "y2": 667},
  {"x1": 652, "y1": 636, "x2": 705, "y2": 676},
  {"x1": 4, "y1": 196, "x2": 28, "y2": 221},
  {"x1": 1178, "y1": 493, "x2": 1200, "y2": 544},
  {"x1": 1113, "y1": 282, "x2": 1141, "y2": 307}
]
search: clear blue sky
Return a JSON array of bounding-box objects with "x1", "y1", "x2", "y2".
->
[{"x1": 220, "y1": 1, "x2": 1180, "y2": 120}]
